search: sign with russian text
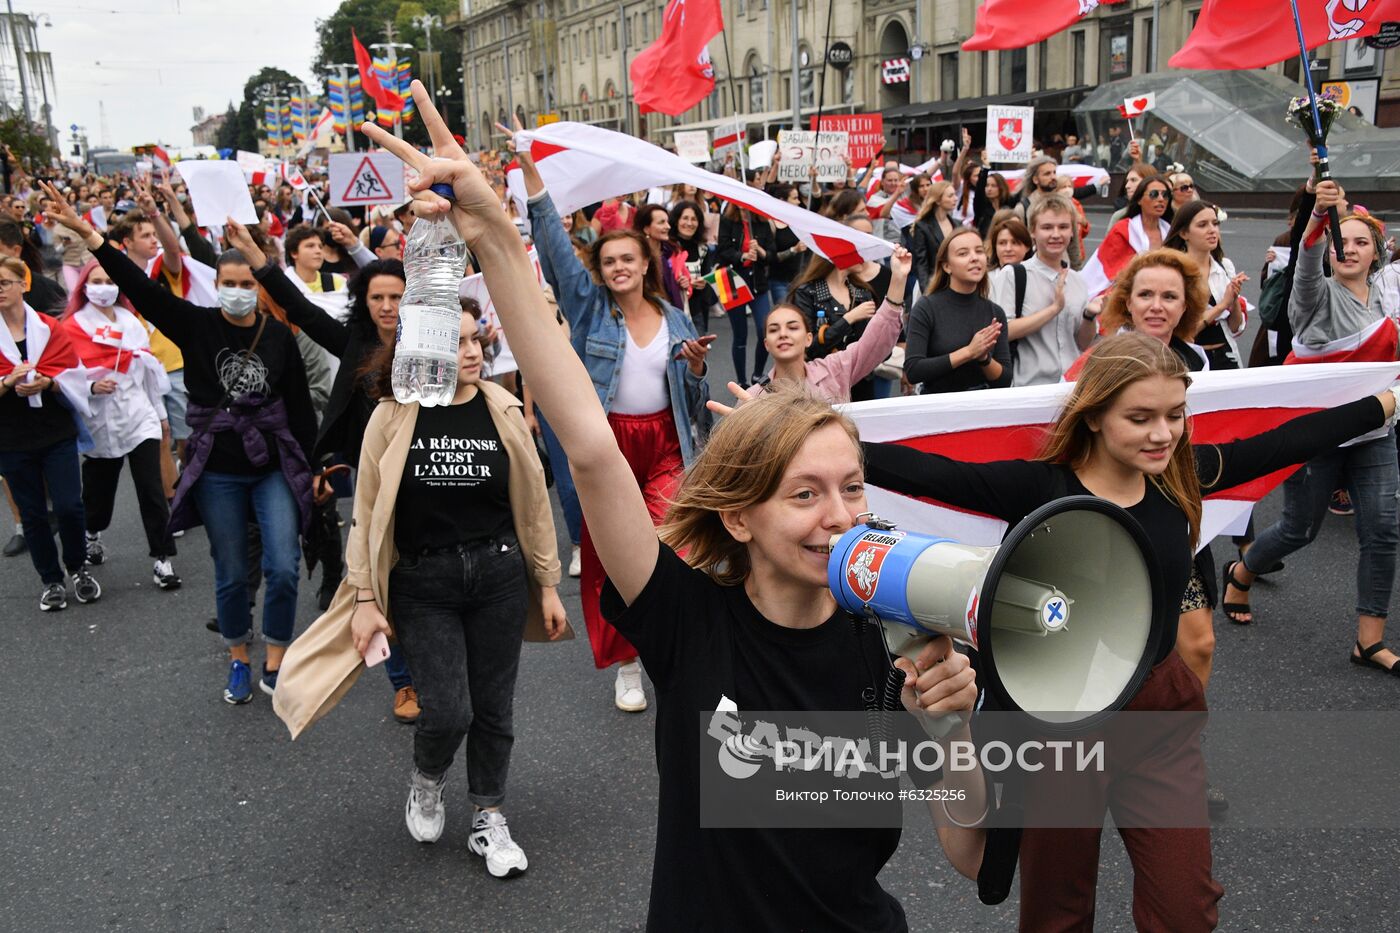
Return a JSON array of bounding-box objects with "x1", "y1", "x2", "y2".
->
[
  {"x1": 776, "y1": 130, "x2": 849, "y2": 183},
  {"x1": 985, "y1": 105, "x2": 1034, "y2": 164},
  {"x1": 810, "y1": 114, "x2": 884, "y2": 169}
]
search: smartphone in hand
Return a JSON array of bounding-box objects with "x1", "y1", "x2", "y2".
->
[
  {"x1": 363, "y1": 631, "x2": 391, "y2": 668},
  {"x1": 673, "y1": 334, "x2": 718, "y2": 361}
]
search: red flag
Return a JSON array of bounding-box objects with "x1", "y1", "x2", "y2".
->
[
  {"x1": 1172, "y1": 0, "x2": 1400, "y2": 70},
  {"x1": 352, "y1": 29, "x2": 403, "y2": 116},
  {"x1": 151, "y1": 145, "x2": 171, "y2": 170},
  {"x1": 963, "y1": 0, "x2": 1129, "y2": 51},
  {"x1": 629, "y1": 0, "x2": 723, "y2": 116}
]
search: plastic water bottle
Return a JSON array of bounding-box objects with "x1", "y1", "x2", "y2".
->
[{"x1": 393, "y1": 184, "x2": 468, "y2": 406}]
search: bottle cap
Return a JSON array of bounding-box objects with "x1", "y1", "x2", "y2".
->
[{"x1": 430, "y1": 183, "x2": 454, "y2": 200}]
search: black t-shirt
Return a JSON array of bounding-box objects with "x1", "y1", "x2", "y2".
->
[
  {"x1": 394, "y1": 392, "x2": 513, "y2": 554},
  {"x1": 0, "y1": 338, "x2": 79, "y2": 453},
  {"x1": 92, "y1": 241, "x2": 316, "y2": 475},
  {"x1": 601, "y1": 545, "x2": 911, "y2": 933},
  {"x1": 861, "y1": 396, "x2": 1386, "y2": 665}
]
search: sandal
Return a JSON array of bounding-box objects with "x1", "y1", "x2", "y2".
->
[
  {"x1": 1220, "y1": 560, "x2": 1253, "y2": 625},
  {"x1": 1350, "y1": 641, "x2": 1400, "y2": 677}
]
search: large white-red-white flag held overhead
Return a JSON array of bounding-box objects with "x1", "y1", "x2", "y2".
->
[
  {"x1": 963, "y1": 0, "x2": 1130, "y2": 51},
  {"x1": 1172, "y1": 0, "x2": 1400, "y2": 70},
  {"x1": 843, "y1": 363, "x2": 1400, "y2": 550},
  {"x1": 509, "y1": 122, "x2": 893, "y2": 269}
]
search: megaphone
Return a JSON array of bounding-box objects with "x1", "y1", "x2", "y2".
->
[{"x1": 828, "y1": 497, "x2": 1166, "y2": 726}]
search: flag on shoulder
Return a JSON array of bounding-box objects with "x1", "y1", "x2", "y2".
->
[{"x1": 703, "y1": 267, "x2": 754, "y2": 310}]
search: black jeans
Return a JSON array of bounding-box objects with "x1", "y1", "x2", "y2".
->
[
  {"x1": 82, "y1": 438, "x2": 176, "y2": 558},
  {"x1": 0, "y1": 437, "x2": 86, "y2": 585},
  {"x1": 389, "y1": 536, "x2": 528, "y2": 808}
]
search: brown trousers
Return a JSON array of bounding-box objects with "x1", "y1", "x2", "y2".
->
[{"x1": 1018, "y1": 651, "x2": 1224, "y2": 932}]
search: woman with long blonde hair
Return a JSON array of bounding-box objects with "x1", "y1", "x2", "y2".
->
[
  {"x1": 365, "y1": 80, "x2": 988, "y2": 930},
  {"x1": 910, "y1": 180, "x2": 959, "y2": 290},
  {"x1": 864, "y1": 330, "x2": 1399, "y2": 931}
]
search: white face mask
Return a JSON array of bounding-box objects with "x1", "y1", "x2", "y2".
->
[
  {"x1": 85, "y1": 283, "x2": 120, "y2": 307},
  {"x1": 217, "y1": 285, "x2": 258, "y2": 318}
]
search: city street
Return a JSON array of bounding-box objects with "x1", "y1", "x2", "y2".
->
[{"x1": 3, "y1": 210, "x2": 1398, "y2": 932}]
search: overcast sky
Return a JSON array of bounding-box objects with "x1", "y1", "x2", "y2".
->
[{"x1": 38, "y1": 0, "x2": 344, "y2": 151}]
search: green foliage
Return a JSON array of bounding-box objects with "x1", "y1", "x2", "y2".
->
[
  {"x1": 0, "y1": 114, "x2": 53, "y2": 167},
  {"x1": 214, "y1": 102, "x2": 240, "y2": 152},
  {"x1": 313, "y1": 0, "x2": 461, "y2": 146}
]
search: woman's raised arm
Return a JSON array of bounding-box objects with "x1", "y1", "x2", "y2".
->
[{"x1": 363, "y1": 82, "x2": 659, "y2": 603}]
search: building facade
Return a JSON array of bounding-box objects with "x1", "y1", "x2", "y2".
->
[
  {"x1": 448, "y1": 0, "x2": 1400, "y2": 150},
  {"x1": 190, "y1": 111, "x2": 227, "y2": 147}
]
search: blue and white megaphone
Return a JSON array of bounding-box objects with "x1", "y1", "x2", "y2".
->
[{"x1": 828, "y1": 497, "x2": 1167, "y2": 724}]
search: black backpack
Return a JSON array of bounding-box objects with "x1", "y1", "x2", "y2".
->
[{"x1": 1006, "y1": 263, "x2": 1028, "y2": 369}]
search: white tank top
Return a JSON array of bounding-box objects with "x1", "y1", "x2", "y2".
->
[{"x1": 611, "y1": 317, "x2": 671, "y2": 415}]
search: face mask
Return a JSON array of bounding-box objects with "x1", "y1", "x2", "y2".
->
[
  {"x1": 217, "y1": 285, "x2": 258, "y2": 318},
  {"x1": 85, "y1": 283, "x2": 119, "y2": 307}
]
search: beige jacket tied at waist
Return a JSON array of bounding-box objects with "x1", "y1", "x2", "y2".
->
[{"x1": 273, "y1": 379, "x2": 570, "y2": 738}]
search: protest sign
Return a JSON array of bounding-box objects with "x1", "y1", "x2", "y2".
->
[
  {"x1": 776, "y1": 130, "x2": 849, "y2": 183},
  {"x1": 747, "y1": 140, "x2": 778, "y2": 171},
  {"x1": 236, "y1": 150, "x2": 267, "y2": 171},
  {"x1": 330, "y1": 152, "x2": 406, "y2": 206},
  {"x1": 175, "y1": 160, "x2": 258, "y2": 225},
  {"x1": 809, "y1": 114, "x2": 884, "y2": 167},
  {"x1": 985, "y1": 105, "x2": 1034, "y2": 164},
  {"x1": 674, "y1": 130, "x2": 711, "y2": 163}
]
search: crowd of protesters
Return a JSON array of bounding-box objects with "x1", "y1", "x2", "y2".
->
[{"x1": 5, "y1": 85, "x2": 1400, "y2": 931}]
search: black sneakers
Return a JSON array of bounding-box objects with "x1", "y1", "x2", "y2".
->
[
  {"x1": 40, "y1": 583, "x2": 67, "y2": 612},
  {"x1": 71, "y1": 568, "x2": 102, "y2": 604}
]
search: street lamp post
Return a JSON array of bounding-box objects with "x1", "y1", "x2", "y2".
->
[{"x1": 414, "y1": 12, "x2": 443, "y2": 104}]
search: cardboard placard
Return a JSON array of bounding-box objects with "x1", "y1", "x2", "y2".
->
[
  {"x1": 809, "y1": 114, "x2": 883, "y2": 167},
  {"x1": 329, "y1": 152, "x2": 406, "y2": 206},
  {"x1": 985, "y1": 105, "x2": 1034, "y2": 164},
  {"x1": 776, "y1": 130, "x2": 849, "y2": 183},
  {"x1": 674, "y1": 130, "x2": 711, "y2": 163}
]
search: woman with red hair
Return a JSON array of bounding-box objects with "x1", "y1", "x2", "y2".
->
[{"x1": 60, "y1": 260, "x2": 180, "y2": 590}]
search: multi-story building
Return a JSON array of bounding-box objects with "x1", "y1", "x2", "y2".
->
[
  {"x1": 448, "y1": 1, "x2": 1400, "y2": 151},
  {"x1": 0, "y1": 11, "x2": 58, "y2": 149},
  {"x1": 190, "y1": 110, "x2": 227, "y2": 147}
]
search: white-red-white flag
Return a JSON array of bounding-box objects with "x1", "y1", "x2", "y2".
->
[
  {"x1": 511, "y1": 122, "x2": 892, "y2": 269},
  {"x1": 843, "y1": 362, "x2": 1400, "y2": 550}
]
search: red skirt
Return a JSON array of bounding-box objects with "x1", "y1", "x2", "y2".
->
[{"x1": 580, "y1": 408, "x2": 685, "y2": 669}]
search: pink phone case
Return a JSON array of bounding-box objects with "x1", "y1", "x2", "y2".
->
[{"x1": 363, "y1": 631, "x2": 390, "y2": 667}]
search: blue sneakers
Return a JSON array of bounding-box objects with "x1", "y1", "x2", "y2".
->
[
  {"x1": 259, "y1": 665, "x2": 279, "y2": 697},
  {"x1": 223, "y1": 660, "x2": 253, "y2": 705}
]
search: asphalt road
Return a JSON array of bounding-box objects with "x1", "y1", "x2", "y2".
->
[{"x1": 3, "y1": 210, "x2": 1398, "y2": 932}]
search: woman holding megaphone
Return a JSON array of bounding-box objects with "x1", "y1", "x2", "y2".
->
[
  {"x1": 362, "y1": 81, "x2": 987, "y2": 933},
  {"x1": 862, "y1": 330, "x2": 1399, "y2": 931}
]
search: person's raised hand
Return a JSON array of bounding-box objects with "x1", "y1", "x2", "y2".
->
[
  {"x1": 1224, "y1": 271, "x2": 1248, "y2": 306},
  {"x1": 325, "y1": 220, "x2": 356, "y2": 248},
  {"x1": 362, "y1": 80, "x2": 509, "y2": 249},
  {"x1": 37, "y1": 180, "x2": 95, "y2": 240},
  {"x1": 133, "y1": 177, "x2": 158, "y2": 216},
  {"x1": 888, "y1": 244, "x2": 913, "y2": 285},
  {"x1": 704, "y1": 380, "x2": 755, "y2": 417},
  {"x1": 1314, "y1": 179, "x2": 1343, "y2": 212},
  {"x1": 223, "y1": 218, "x2": 267, "y2": 268}
]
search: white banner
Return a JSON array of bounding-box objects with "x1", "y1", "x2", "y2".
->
[{"x1": 985, "y1": 105, "x2": 1035, "y2": 164}]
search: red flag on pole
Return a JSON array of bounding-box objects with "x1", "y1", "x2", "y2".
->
[
  {"x1": 352, "y1": 29, "x2": 403, "y2": 115},
  {"x1": 1171, "y1": 0, "x2": 1400, "y2": 69},
  {"x1": 629, "y1": 0, "x2": 724, "y2": 116},
  {"x1": 962, "y1": 0, "x2": 1129, "y2": 51}
]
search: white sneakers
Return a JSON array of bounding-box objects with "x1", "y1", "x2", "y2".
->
[
  {"x1": 404, "y1": 769, "x2": 528, "y2": 879},
  {"x1": 614, "y1": 660, "x2": 648, "y2": 712},
  {"x1": 405, "y1": 768, "x2": 446, "y2": 843},
  {"x1": 468, "y1": 809, "x2": 529, "y2": 878},
  {"x1": 568, "y1": 544, "x2": 581, "y2": 578}
]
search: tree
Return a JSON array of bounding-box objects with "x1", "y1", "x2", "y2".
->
[
  {"x1": 313, "y1": 0, "x2": 461, "y2": 147},
  {"x1": 0, "y1": 114, "x2": 54, "y2": 169},
  {"x1": 231, "y1": 66, "x2": 304, "y2": 153},
  {"x1": 214, "y1": 102, "x2": 240, "y2": 152}
]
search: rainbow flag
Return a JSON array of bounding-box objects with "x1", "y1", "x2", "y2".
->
[
  {"x1": 327, "y1": 75, "x2": 365, "y2": 133},
  {"x1": 702, "y1": 267, "x2": 754, "y2": 310}
]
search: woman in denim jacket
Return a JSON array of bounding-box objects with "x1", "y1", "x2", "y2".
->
[{"x1": 517, "y1": 142, "x2": 712, "y2": 714}]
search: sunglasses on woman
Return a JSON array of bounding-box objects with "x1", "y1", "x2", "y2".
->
[
  {"x1": 1145, "y1": 189, "x2": 1169, "y2": 200},
  {"x1": 1175, "y1": 183, "x2": 1195, "y2": 193}
]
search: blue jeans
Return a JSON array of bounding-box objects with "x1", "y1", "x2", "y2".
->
[
  {"x1": 193, "y1": 470, "x2": 301, "y2": 647},
  {"x1": 384, "y1": 643, "x2": 413, "y2": 691},
  {"x1": 535, "y1": 407, "x2": 581, "y2": 545},
  {"x1": 0, "y1": 437, "x2": 86, "y2": 585},
  {"x1": 389, "y1": 538, "x2": 527, "y2": 806},
  {"x1": 1244, "y1": 433, "x2": 1399, "y2": 617},
  {"x1": 769, "y1": 280, "x2": 791, "y2": 308},
  {"x1": 727, "y1": 290, "x2": 773, "y2": 383}
]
